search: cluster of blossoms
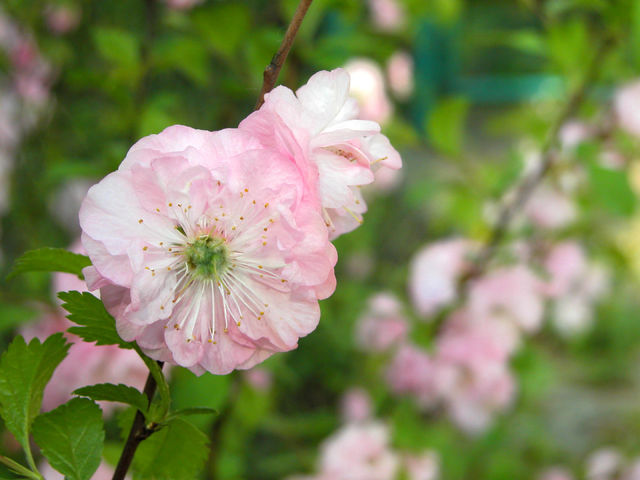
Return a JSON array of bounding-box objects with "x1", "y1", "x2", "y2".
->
[
  {"x1": 79, "y1": 69, "x2": 401, "y2": 375},
  {"x1": 0, "y1": 8, "x2": 53, "y2": 221},
  {"x1": 354, "y1": 168, "x2": 609, "y2": 434},
  {"x1": 538, "y1": 447, "x2": 640, "y2": 480},
  {"x1": 290, "y1": 388, "x2": 438, "y2": 480},
  {"x1": 21, "y1": 243, "x2": 147, "y2": 414}
]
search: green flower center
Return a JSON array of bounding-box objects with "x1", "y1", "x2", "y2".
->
[{"x1": 184, "y1": 235, "x2": 229, "y2": 280}]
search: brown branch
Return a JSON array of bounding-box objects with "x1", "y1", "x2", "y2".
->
[
  {"x1": 112, "y1": 361, "x2": 164, "y2": 480},
  {"x1": 464, "y1": 36, "x2": 614, "y2": 282},
  {"x1": 255, "y1": 0, "x2": 314, "y2": 109}
]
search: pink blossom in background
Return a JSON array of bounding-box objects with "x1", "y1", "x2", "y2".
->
[
  {"x1": 537, "y1": 467, "x2": 575, "y2": 480},
  {"x1": 368, "y1": 0, "x2": 406, "y2": 31},
  {"x1": 343, "y1": 58, "x2": 393, "y2": 125},
  {"x1": 435, "y1": 312, "x2": 517, "y2": 433},
  {"x1": 615, "y1": 80, "x2": 640, "y2": 137},
  {"x1": 316, "y1": 422, "x2": 399, "y2": 480},
  {"x1": 387, "y1": 51, "x2": 414, "y2": 100},
  {"x1": 244, "y1": 367, "x2": 273, "y2": 392},
  {"x1": 164, "y1": 0, "x2": 204, "y2": 10},
  {"x1": 409, "y1": 239, "x2": 473, "y2": 317},
  {"x1": 44, "y1": 4, "x2": 81, "y2": 34},
  {"x1": 402, "y1": 451, "x2": 439, "y2": 480},
  {"x1": 559, "y1": 121, "x2": 593, "y2": 149},
  {"x1": 543, "y1": 243, "x2": 610, "y2": 335},
  {"x1": 468, "y1": 265, "x2": 545, "y2": 333},
  {"x1": 356, "y1": 292, "x2": 408, "y2": 352},
  {"x1": 80, "y1": 125, "x2": 337, "y2": 375},
  {"x1": 386, "y1": 344, "x2": 439, "y2": 408},
  {"x1": 39, "y1": 460, "x2": 127, "y2": 480},
  {"x1": 586, "y1": 448, "x2": 624, "y2": 480},
  {"x1": 241, "y1": 68, "x2": 401, "y2": 239},
  {"x1": 623, "y1": 459, "x2": 640, "y2": 480},
  {"x1": 544, "y1": 242, "x2": 587, "y2": 298},
  {"x1": 340, "y1": 387, "x2": 372, "y2": 423},
  {"x1": 524, "y1": 184, "x2": 576, "y2": 229}
]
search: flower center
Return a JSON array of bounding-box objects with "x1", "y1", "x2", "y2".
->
[{"x1": 184, "y1": 235, "x2": 229, "y2": 280}]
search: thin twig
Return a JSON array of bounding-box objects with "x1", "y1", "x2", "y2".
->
[
  {"x1": 255, "y1": 0, "x2": 314, "y2": 109},
  {"x1": 112, "y1": 361, "x2": 163, "y2": 480},
  {"x1": 464, "y1": 37, "x2": 614, "y2": 282}
]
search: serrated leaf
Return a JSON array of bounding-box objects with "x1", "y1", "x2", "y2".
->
[
  {"x1": 58, "y1": 291, "x2": 132, "y2": 348},
  {"x1": 132, "y1": 418, "x2": 209, "y2": 480},
  {"x1": 0, "y1": 334, "x2": 70, "y2": 454},
  {"x1": 7, "y1": 248, "x2": 91, "y2": 280},
  {"x1": 32, "y1": 398, "x2": 104, "y2": 480},
  {"x1": 74, "y1": 383, "x2": 148, "y2": 414}
]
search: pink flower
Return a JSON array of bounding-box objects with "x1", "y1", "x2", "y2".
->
[
  {"x1": 386, "y1": 344, "x2": 439, "y2": 408},
  {"x1": 434, "y1": 311, "x2": 517, "y2": 433},
  {"x1": 387, "y1": 51, "x2": 414, "y2": 100},
  {"x1": 537, "y1": 468, "x2": 575, "y2": 480},
  {"x1": 164, "y1": 0, "x2": 204, "y2": 10},
  {"x1": 402, "y1": 451, "x2": 439, "y2": 480},
  {"x1": 39, "y1": 460, "x2": 126, "y2": 480},
  {"x1": 44, "y1": 4, "x2": 81, "y2": 35},
  {"x1": 524, "y1": 185, "x2": 576, "y2": 229},
  {"x1": 586, "y1": 448, "x2": 623, "y2": 480},
  {"x1": 368, "y1": 0, "x2": 406, "y2": 32},
  {"x1": 340, "y1": 387, "x2": 372, "y2": 423},
  {"x1": 544, "y1": 241, "x2": 587, "y2": 298},
  {"x1": 244, "y1": 367, "x2": 272, "y2": 392},
  {"x1": 80, "y1": 125, "x2": 337, "y2": 375},
  {"x1": 409, "y1": 239, "x2": 473, "y2": 317},
  {"x1": 317, "y1": 422, "x2": 399, "y2": 480},
  {"x1": 355, "y1": 292, "x2": 408, "y2": 352},
  {"x1": 241, "y1": 69, "x2": 401, "y2": 239},
  {"x1": 468, "y1": 265, "x2": 545, "y2": 333},
  {"x1": 343, "y1": 58, "x2": 393, "y2": 125},
  {"x1": 559, "y1": 121, "x2": 593, "y2": 149},
  {"x1": 544, "y1": 243, "x2": 610, "y2": 335},
  {"x1": 615, "y1": 80, "x2": 640, "y2": 137}
]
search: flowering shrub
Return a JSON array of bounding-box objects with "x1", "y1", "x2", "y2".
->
[{"x1": 1, "y1": 1, "x2": 640, "y2": 480}]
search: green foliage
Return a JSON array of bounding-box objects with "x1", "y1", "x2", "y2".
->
[
  {"x1": 0, "y1": 334, "x2": 69, "y2": 460},
  {"x1": 58, "y1": 291, "x2": 132, "y2": 348},
  {"x1": 132, "y1": 418, "x2": 209, "y2": 480},
  {"x1": 7, "y1": 248, "x2": 91, "y2": 280},
  {"x1": 92, "y1": 27, "x2": 141, "y2": 70},
  {"x1": 31, "y1": 398, "x2": 104, "y2": 480},
  {"x1": 426, "y1": 97, "x2": 469, "y2": 156},
  {"x1": 587, "y1": 159, "x2": 636, "y2": 216},
  {"x1": 74, "y1": 383, "x2": 149, "y2": 415}
]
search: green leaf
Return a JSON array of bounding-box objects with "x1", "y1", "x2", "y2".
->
[
  {"x1": 132, "y1": 418, "x2": 209, "y2": 480},
  {"x1": 58, "y1": 291, "x2": 132, "y2": 348},
  {"x1": 92, "y1": 27, "x2": 140, "y2": 69},
  {"x1": 587, "y1": 159, "x2": 636, "y2": 216},
  {"x1": 426, "y1": 96, "x2": 469, "y2": 156},
  {"x1": 32, "y1": 398, "x2": 104, "y2": 480},
  {"x1": 165, "y1": 407, "x2": 217, "y2": 422},
  {"x1": 192, "y1": 4, "x2": 251, "y2": 58},
  {"x1": 0, "y1": 455, "x2": 41, "y2": 480},
  {"x1": 74, "y1": 384, "x2": 148, "y2": 414},
  {"x1": 0, "y1": 334, "x2": 70, "y2": 465},
  {"x1": 7, "y1": 248, "x2": 91, "y2": 280}
]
